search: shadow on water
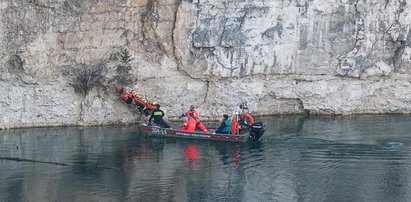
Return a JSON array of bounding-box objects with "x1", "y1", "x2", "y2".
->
[{"x1": 1, "y1": 115, "x2": 411, "y2": 201}]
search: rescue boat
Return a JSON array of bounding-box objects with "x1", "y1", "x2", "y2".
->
[{"x1": 139, "y1": 121, "x2": 265, "y2": 143}]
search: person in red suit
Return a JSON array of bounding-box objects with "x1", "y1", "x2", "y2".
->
[{"x1": 179, "y1": 113, "x2": 209, "y2": 133}]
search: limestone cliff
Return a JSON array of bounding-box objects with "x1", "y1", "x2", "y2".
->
[{"x1": 0, "y1": 0, "x2": 410, "y2": 129}]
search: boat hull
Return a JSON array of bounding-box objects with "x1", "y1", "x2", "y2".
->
[{"x1": 139, "y1": 123, "x2": 251, "y2": 142}]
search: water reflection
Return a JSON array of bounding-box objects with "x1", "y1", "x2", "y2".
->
[{"x1": 0, "y1": 115, "x2": 411, "y2": 201}]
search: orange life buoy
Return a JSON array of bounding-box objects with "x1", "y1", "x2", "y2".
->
[{"x1": 240, "y1": 113, "x2": 254, "y2": 126}]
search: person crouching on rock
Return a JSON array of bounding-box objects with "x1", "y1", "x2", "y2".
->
[{"x1": 148, "y1": 104, "x2": 170, "y2": 128}]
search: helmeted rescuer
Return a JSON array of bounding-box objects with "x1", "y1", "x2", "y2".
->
[
  {"x1": 216, "y1": 114, "x2": 231, "y2": 134},
  {"x1": 120, "y1": 88, "x2": 133, "y2": 104},
  {"x1": 148, "y1": 104, "x2": 170, "y2": 128},
  {"x1": 183, "y1": 105, "x2": 199, "y2": 118}
]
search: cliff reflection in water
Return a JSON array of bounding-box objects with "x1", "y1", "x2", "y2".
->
[{"x1": 1, "y1": 115, "x2": 411, "y2": 201}]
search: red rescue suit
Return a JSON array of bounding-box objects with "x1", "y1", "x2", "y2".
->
[
  {"x1": 197, "y1": 122, "x2": 209, "y2": 133},
  {"x1": 180, "y1": 117, "x2": 197, "y2": 131},
  {"x1": 179, "y1": 117, "x2": 209, "y2": 133},
  {"x1": 183, "y1": 110, "x2": 199, "y2": 118}
]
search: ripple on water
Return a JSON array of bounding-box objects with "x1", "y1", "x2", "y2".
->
[
  {"x1": 382, "y1": 141, "x2": 404, "y2": 150},
  {"x1": 239, "y1": 150, "x2": 265, "y2": 167}
]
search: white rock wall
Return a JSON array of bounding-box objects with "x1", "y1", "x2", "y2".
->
[{"x1": 0, "y1": 0, "x2": 410, "y2": 129}]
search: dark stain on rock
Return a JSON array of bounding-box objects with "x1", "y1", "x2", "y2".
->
[{"x1": 7, "y1": 54, "x2": 25, "y2": 73}]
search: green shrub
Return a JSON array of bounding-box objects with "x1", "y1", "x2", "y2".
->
[{"x1": 115, "y1": 48, "x2": 133, "y2": 85}]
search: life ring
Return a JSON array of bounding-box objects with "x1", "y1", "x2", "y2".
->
[
  {"x1": 230, "y1": 118, "x2": 239, "y2": 135},
  {"x1": 240, "y1": 113, "x2": 254, "y2": 126}
]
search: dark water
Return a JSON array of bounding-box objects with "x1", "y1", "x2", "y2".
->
[{"x1": 1, "y1": 115, "x2": 411, "y2": 202}]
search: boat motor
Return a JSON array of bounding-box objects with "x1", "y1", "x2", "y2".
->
[{"x1": 249, "y1": 122, "x2": 265, "y2": 141}]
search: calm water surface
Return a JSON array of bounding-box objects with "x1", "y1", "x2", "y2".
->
[{"x1": 1, "y1": 115, "x2": 411, "y2": 202}]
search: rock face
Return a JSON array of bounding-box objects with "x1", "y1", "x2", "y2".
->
[{"x1": 0, "y1": 0, "x2": 410, "y2": 129}]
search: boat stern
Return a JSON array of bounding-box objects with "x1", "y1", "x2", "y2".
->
[{"x1": 249, "y1": 122, "x2": 265, "y2": 141}]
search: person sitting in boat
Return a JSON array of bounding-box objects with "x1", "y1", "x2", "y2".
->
[
  {"x1": 238, "y1": 117, "x2": 251, "y2": 129},
  {"x1": 179, "y1": 116, "x2": 197, "y2": 131},
  {"x1": 182, "y1": 105, "x2": 199, "y2": 118},
  {"x1": 215, "y1": 114, "x2": 231, "y2": 134},
  {"x1": 148, "y1": 104, "x2": 170, "y2": 128},
  {"x1": 179, "y1": 113, "x2": 210, "y2": 133}
]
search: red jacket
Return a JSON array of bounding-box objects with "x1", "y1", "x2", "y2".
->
[
  {"x1": 179, "y1": 117, "x2": 209, "y2": 133},
  {"x1": 121, "y1": 91, "x2": 131, "y2": 101},
  {"x1": 180, "y1": 117, "x2": 198, "y2": 131},
  {"x1": 183, "y1": 110, "x2": 199, "y2": 118}
]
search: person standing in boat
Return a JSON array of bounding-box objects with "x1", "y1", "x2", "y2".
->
[
  {"x1": 148, "y1": 104, "x2": 170, "y2": 128},
  {"x1": 215, "y1": 114, "x2": 231, "y2": 134}
]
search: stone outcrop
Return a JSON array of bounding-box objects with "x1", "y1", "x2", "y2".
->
[{"x1": 0, "y1": 0, "x2": 410, "y2": 129}]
